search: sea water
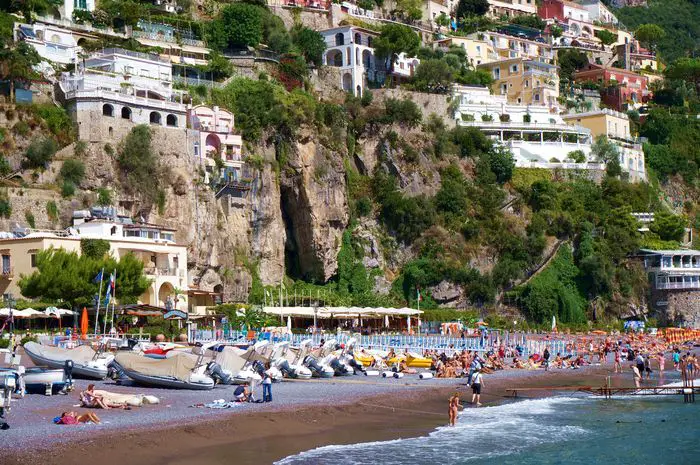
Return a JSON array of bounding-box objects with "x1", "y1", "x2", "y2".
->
[{"x1": 277, "y1": 392, "x2": 699, "y2": 464}]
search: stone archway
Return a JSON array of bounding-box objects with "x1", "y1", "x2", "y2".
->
[
  {"x1": 325, "y1": 49, "x2": 343, "y2": 67},
  {"x1": 342, "y1": 73, "x2": 353, "y2": 92},
  {"x1": 158, "y1": 282, "x2": 175, "y2": 307}
]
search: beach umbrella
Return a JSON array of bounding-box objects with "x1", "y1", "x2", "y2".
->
[{"x1": 80, "y1": 307, "x2": 88, "y2": 339}]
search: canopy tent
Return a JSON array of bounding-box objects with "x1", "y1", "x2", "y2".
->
[
  {"x1": 262, "y1": 306, "x2": 423, "y2": 319},
  {"x1": 44, "y1": 307, "x2": 75, "y2": 318},
  {"x1": 13, "y1": 308, "x2": 50, "y2": 319}
]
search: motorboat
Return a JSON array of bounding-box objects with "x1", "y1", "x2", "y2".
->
[
  {"x1": 340, "y1": 338, "x2": 365, "y2": 374},
  {"x1": 111, "y1": 352, "x2": 215, "y2": 390},
  {"x1": 23, "y1": 342, "x2": 113, "y2": 380},
  {"x1": 405, "y1": 352, "x2": 433, "y2": 368},
  {"x1": 318, "y1": 339, "x2": 354, "y2": 376},
  {"x1": 302, "y1": 340, "x2": 336, "y2": 378},
  {"x1": 227, "y1": 341, "x2": 273, "y2": 384},
  {"x1": 0, "y1": 364, "x2": 72, "y2": 396},
  {"x1": 0, "y1": 370, "x2": 16, "y2": 429},
  {"x1": 272, "y1": 341, "x2": 312, "y2": 380}
]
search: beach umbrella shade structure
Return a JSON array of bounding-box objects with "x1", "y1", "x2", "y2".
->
[{"x1": 80, "y1": 307, "x2": 88, "y2": 339}]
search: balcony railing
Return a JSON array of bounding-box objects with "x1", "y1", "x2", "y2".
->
[
  {"x1": 132, "y1": 30, "x2": 206, "y2": 48},
  {"x1": 656, "y1": 281, "x2": 700, "y2": 290},
  {"x1": 1, "y1": 266, "x2": 13, "y2": 278},
  {"x1": 144, "y1": 267, "x2": 181, "y2": 277}
]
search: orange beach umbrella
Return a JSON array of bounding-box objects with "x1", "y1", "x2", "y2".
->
[{"x1": 80, "y1": 307, "x2": 88, "y2": 339}]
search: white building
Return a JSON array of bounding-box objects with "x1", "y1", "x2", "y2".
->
[
  {"x1": 60, "y1": 0, "x2": 96, "y2": 21},
  {"x1": 453, "y1": 85, "x2": 600, "y2": 169},
  {"x1": 320, "y1": 26, "x2": 419, "y2": 96},
  {"x1": 15, "y1": 22, "x2": 81, "y2": 65},
  {"x1": 487, "y1": 0, "x2": 537, "y2": 18},
  {"x1": 0, "y1": 207, "x2": 188, "y2": 313},
  {"x1": 576, "y1": 0, "x2": 618, "y2": 26},
  {"x1": 59, "y1": 48, "x2": 188, "y2": 140}
]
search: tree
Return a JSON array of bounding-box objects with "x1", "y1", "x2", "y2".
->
[
  {"x1": 665, "y1": 58, "x2": 700, "y2": 94},
  {"x1": 557, "y1": 49, "x2": 588, "y2": 83},
  {"x1": 456, "y1": 0, "x2": 489, "y2": 20},
  {"x1": 412, "y1": 59, "x2": 454, "y2": 93},
  {"x1": 217, "y1": 3, "x2": 264, "y2": 49},
  {"x1": 595, "y1": 29, "x2": 617, "y2": 46},
  {"x1": 395, "y1": 0, "x2": 422, "y2": 21},
  {"x1": 291, "y1": 26, "x2": 326, "y2": 67},
  {"x1": 60, "y1": 158, "x2": 85, "y2": 186},
  {"x1": 0, "y1": 41, "x2": 41, "y2": 101},
  {"x1": 511, "y1": 14, "x2": 546, "y2": 31},
  {"x1": 203, "y1": 51, "x2": 233, "y2": 81},
  {"x1": 591, "y1": 135, "x2": 619, "y2": 163},
  {"x1": 24, "y1": 137, "x2": 57, "y2": 169},
  {"x1": 117, "y1": 125, "x2": 161, "y2": 204},
  {"x1": 634, "y1": 24, "x2": 666, "y2": 51},
  {"x1": 567, "y1": 150, "x2": 587, "y2": 163},
  {"x1": 80, "y1": 239, "x2": 111, "y2": 260},
  {"x1": 19, "y1": 249, "x2": 150, "y2": 307},
  {"x1": 373, "y1": 24, "x2": 420, "y2": 75},
  {"x1": 550, "y1": 25, "x2": 563, "y2": 39},
  {"x1": 487, "y1": 144, "x2": 514, "y2": 184},
  {"x1": 649, "y1": 211, "x2": 686, "y2": 242}
]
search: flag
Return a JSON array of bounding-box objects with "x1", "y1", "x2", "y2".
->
[
  {"x1": 552, "y1": 315, "x2": 557, "y2": 331},
  {"x1": 416, "y1": 288, "x2": 423, "y2": 302},
  {"x1": 103, "y1": 272, "x2": 115, "y2": 306},
  {"x1": 93, "y1": 270, "x2": 104, "y2": 283}
]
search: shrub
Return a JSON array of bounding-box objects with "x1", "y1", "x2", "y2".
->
[
  {"x1": 61, "y1": 180, "x2": 76, "y2": 198},
  {"x1": 461, "y1": 113, "x2": 475, "y2": 122},
  {"x1": 24, "y1": 210, "x2": 35, "y2": 228},
  {"x1": 118, "y1": 125, "x2": 161, "y2": 203},
  {"x1": 0, "y1": 156, "x2": 11, "y2": 177},
  {"x1": 80, "y1": 238, "x2": 110, "y2": 259},
  {"x1": 499, "y1": 114, "x2": 510, "y2": 122},
  {"x1": 30, "y1": 105, "x2": 74, "y2": 144},
  {"x1": 74, "y1": 140, "x2": 87, "y2": 157},
  {"x1": 24, "y1": 137, "x2": 57, "y2": 168},
  {"x1": 0, "y1": 190, "x2": 11, "y2": 218},
  {"x1": 523, "y1": 113, "x2": 531, "y2": 123},
  {"x1": 104, "y1": 143, "x2": 114, "y2": 156},
  {"x1": 384, "y1": 98, "x2": 422, "y2": 127},
  {"x1": 481, "y1": 114, "x2": 494, "y2": 122},
  {"x1": 567, "y1": 150, "x2": 587, "y2": 163},
  {"x1": 360, "y1": 90, "x2": 373, "y2": 107},
  {"x1": 46, "y1": 201, "x2": 59, "y2": 222},
  {"x1": 356, "y1": 197, "x2": 372, "y2": 217},
  {"x1": 60, "y1": 158, "x2": 85, "y2": 185},
  {"x1": 12, "y1": 120, "x2": 30, "y2": 137},
  {"x1": 97, "y1": 188, "x2": 112, "y2": 206}
]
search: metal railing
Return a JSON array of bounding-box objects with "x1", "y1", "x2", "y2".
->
[
  {"x1": 91, "y1": 47, "x2": 170, "y2": 64},
  {"x1": 173, "y1": 75, "x2": 222, "y2": 88},
  {"x1": 132, "y1": 30, "x2": 206, "y2": 48},
  {"x1": 656, "y1": 281, "x2": 700, "y2": 290},
  {"x1": 191, "y1": 329, "x2": 578, "y2": 357}
]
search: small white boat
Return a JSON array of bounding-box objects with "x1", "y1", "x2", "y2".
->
[
  {"x1": 113, "y1": 352, "x2": 215, "y2": 390},
  {"x1": 23, "y1": 342, "x2": 113, "y2": 380}
]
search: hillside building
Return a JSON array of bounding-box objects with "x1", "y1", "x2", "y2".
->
[
  {"x1": 638, "y1": 249, "x2": 700, "y2": 328},
  {"x1": 573, "y1": 63, "x2": 650, "y2": 111},
  {"x1": 561, "y1": 108, "x2": 646, "y2": 181},
  {"x1": 188, "y1": 105, "x2": 244, "y2": 184},
  {"x1": 487, "y1": 0, "x2": 537, "y2": 18},
  {"x1": 478, "y1": 57, "x2": 560, "y2": 110},
  {"x1": 320, "y1": 26, "x2": 419, "y2": 96},
  {"x1": 58, "y1": 47, "x2": 188, "y2": 141},
  {"x1": 453, "y1": 85, "x2": 597, "y2": 169},
  {"x1": 0, "y1": 208, "x2": 189, "y2": 313}
]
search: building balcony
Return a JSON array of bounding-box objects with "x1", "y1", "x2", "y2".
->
[
  {"x1": 458, "y1": 120, "x2": 589, "y2": 134},
  {"x1": 144, "y1": 266, "x2": 185, "y2": 278},
  {"x1": 1, "y1": 266, "x2": 13, "y2": 279},
  {"x1": 656, "y1": 281, "x2": 700, "y2": 290},
  {"x1": 62, "y1": 87, "x2": 187, "y2": 113}
]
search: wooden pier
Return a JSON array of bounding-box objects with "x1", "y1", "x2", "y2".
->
[{"x1": 507, "y1": 374, "x2": 697, "y2": 403}]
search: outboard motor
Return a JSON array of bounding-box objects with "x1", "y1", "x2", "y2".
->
[
  {"x1": 328, "y1": 357, "x2": 350, "y2": 375},
  {"x1": 126, "y1": 338, "x2": 139, "y2": 350},
  {"x1": 252, "y1": 360, "x2": 266, "y2": 378},
  {"x1": 206, "y1": 361, "x2": 232, "y2": 385},
  {"x1": 107, "y1": 360, "x2": 127, "y2": 383},
  {"x1": 346, "y1": 356, "x2": 365, "y2": 374},
  {"x1": 303, "y1": 355, "x2": 324, "y2": 375},
  {"x1": 275, "y1": 359, "x2": 295, "y2": 378},
  {"x1": 0, "y1": 372, "x2": 15, "y2": 430},
  {"x1": 63, "y1": 360, "x2": 74, "y2": 392}
]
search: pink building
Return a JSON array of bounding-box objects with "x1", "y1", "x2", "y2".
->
[{"x1": 188, "y1": 105, "x2": 244, "y2": 181}]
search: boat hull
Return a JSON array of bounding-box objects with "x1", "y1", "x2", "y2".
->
[
  {"x1": 23, "y1": 347, "x2": 110, "y2": 380},
  {"x1": 122, "y1": 369, "x2": 214, "y2": 390}
]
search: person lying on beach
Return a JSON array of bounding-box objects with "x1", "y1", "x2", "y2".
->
[
  {"x1": 56, "y1": 411, "x2": 101, "y2": 425},
  {"x1": 398, "y1": 360, "x2": 417, "y2": 375},
  {"x1": 511, "y1": 357, "x2": 526, "y2": 369}
]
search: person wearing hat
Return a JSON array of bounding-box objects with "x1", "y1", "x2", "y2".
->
[{"x1": 471, "y1": 369, "x2": 484, "y2": 406}]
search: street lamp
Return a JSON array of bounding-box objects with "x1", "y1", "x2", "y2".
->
[{"x1": 6, "y1": 293, "x2": 14, "y2": 337}]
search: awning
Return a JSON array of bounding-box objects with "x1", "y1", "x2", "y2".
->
[
  {"x1": 262, "y1": 306, "x2": 423, "y2": 319},
  {"x1": 119, "y1": 304, "x2": 167, "y2": 317}
]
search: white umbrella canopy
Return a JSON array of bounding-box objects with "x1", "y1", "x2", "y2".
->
[
  {"x1": 14, "y1": 308, "x2": 49, "y2": 319},
  {"x1": 45, "y1": 307, "x2": 74, "y2": 317},
  {"x1": 0, "y1": 308, "x2": 12, "y2": 317}
]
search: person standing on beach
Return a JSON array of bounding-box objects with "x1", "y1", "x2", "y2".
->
[
  {"x1": 471, "y1": 370, "x2": 484, "y2": 406},
  {"x1": 673, "y1": 349, "x2": 681, "y2": 371},
  {"x1": 262, "y1": 372, "x2": 272, "y2": 403},
  {"x1": 643, "y1": 354, "x2": 652, "y2": 380},
  {"x1": 543, "y1": 346, "x2": 550, "y2": 372},
  {"x1": 614, "y1": 348, "x2": 622, "y2": 373},
  {"x1": 448, "y1": 392, "x2": 463, "y2": 426}
]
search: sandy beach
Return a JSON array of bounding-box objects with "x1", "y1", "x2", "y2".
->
[{"x1": 1, "y1": 359, "x2": 631, "y2": 465}]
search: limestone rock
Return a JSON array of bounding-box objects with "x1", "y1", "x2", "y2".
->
[{"x1": 429, "y1": 280, "x2": 466, "y2": 308}]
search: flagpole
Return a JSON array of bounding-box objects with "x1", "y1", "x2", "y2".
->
[
  {"x1": 105, "y1": 268, "x2": 117, "y2": 334},
  {"x1": 95, "y1": 268, "x2": 104, "y2": 336}
]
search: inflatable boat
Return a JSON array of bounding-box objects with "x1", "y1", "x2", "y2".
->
[
  {"x1": 112, "y1": 352, "x2": 215, "y2": 390},
  {"x1": 23, "y1": 342, "x2": 113, "y2": 380},
  {"x1": 405, "y1": 352, "x2": 433, "y2": 368}
]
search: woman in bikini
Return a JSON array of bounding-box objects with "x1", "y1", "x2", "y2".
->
[{"x1": 448, "y1": 392, "x2": 463, "y2": 426}]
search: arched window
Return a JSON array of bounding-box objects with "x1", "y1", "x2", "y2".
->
[
  {"x1": 335, "y1": 32, "x2": 344, "y2": 46},
  {"x1": 150, "y1": 112, "x2": 161, "y2": 125},
  {"x1": 166, "y1": 114, "x2": 177, "y2": 127},
  {"x1": 354, "y1": 33, "x2": 361, "y2": 44},
  {"x1": 121, "y1": 107, "x2": 132, "y2": 120},
  {"x1": 102, "y1": 104, "x2": 114, "y2": 117}
]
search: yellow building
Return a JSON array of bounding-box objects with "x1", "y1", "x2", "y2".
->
[
  {"x1": 0, "y1": 220, "x2": 190, "y2": 313},
  {"x1": 561, "y1": 108, "x2": 646, "y2": 181},
  {"x1": 478, "y1": 58, "x2": 560, "y2": 110},
  {"x1": 561, "y1": 108, "x2": 631, "y2": 140},
  {"x1": 435, "y1": 36, "x2": 497, "y2": 66}
]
